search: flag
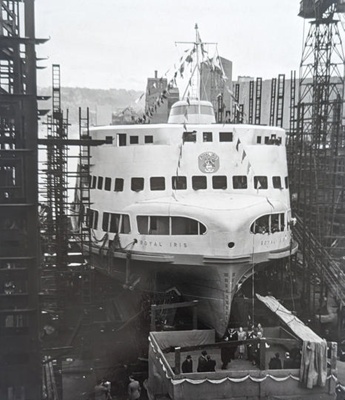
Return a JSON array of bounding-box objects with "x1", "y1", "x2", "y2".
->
[
  {"x1": 266, "y1": 197, "x2": 275, "y2": 208},
  {"x1": 241, "y1": 150, "x2": 246, "y2": 162},
  {"x1": 236, "y1": 138, "x2": 240, "y2": 151},
  {"x1": 135, "y1": 93, "x2": 145, "y2": 104},
  {"x1": 247, "y1": 162, "x2": 251, "y2": 175}
]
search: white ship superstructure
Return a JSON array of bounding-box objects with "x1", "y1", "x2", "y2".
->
[{"x1": 72, "y1": 100, "x2": 297, "y2": 335}]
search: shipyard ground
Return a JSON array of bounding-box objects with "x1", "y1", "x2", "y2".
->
[{"x1": 41, "y1": 270, "x2": 344, "y2": 400}]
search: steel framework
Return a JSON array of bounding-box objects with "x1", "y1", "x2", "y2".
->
[
  {"x1": 0, "y1": 0, "x2": 46, "y2": 398},
  {"x1": 288, "y1": 1, "x2": 345, "y2": 322}
]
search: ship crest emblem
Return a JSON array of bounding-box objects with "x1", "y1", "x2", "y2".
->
[{"x1": 198, "y1": 152, "x2": 220, "y2": 173}]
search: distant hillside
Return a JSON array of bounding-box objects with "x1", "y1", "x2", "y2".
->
[{"x1": 38, "y1": 87, "x2": 145, "y2": 124}]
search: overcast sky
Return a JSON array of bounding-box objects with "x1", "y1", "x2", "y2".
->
[{"x1": 35, "y1": 0, "x2": 306, "y2": 91}]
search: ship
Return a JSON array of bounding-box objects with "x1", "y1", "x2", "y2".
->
[{"x1": 71, "y1": 28, "x2": 298, "y2": 336}]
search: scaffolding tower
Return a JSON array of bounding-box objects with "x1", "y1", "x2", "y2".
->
[
  {"x1": 289, "y1": 0, "x2": 345, "y2": 323},
  {"x1": 0, "y1": 0, "x2": 46, "y2": 398}
]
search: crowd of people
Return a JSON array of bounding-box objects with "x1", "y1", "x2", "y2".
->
[{"x1": 179, "y1": 323, "x2": 302, "y2": 374}]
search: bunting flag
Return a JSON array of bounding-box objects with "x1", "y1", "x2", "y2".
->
[
  {"x1": 134, "y1": 93, "x2": 145, "y2": 104},
  {"x1": 256, "y1": 180, "x2": 262, "y2": 192},
  {"x1": 183, "y1": 121, "x2": 187, "y2": 130},
  {"x1": 247, "y1": 162, "x2": 251, "y2": 175},
  {"x1": 236, "y1": 138, "x2": 240, "y2": 151},
  {"x1": 266, "y1": 197, "x2": 275, "y2": 209},
  {"x1": 241, "y1": 150, "x2": 247, "y2": 163}
]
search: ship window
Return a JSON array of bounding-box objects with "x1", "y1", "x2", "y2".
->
[
  {"x1": 120, "y1": 214, "x2": 131, "y2": 234},
  {"x1": 149, "y1": 216, "x2": 169, "y2": 235},
  {"x1": 91, "y1": 176, "x2": 97, "y2": 189},
  {"x1": 130, "y1": 136, "x2": 139, "y2": 144},
  {"x1": 104, "y1": 177, "x2": 111, "y2": 191},
  {"x1": 172, "y1": 176, "x2": 187, "y2": 190},
  {"x1": 102, "y1": 212, "x2": 110, "y2": 231},
  {"x1": 265, "y1": 136, "x2": 269, "y2": 144},
  {"x1": 88, "y1": 175, "x2": 92, "y2": 186},
  {"x1": 219, "y1": 132, "x2": 233, "y2": 142},
  {"x1": 192, "y1": 176, "x2": 207, "y2": 190},
  {"x1": 203, "y1": 132, "x2": 212, "y2": 142},
  {"x1": 171, "y1": 217, "x2": 202, "y2": 235},
  {"x1": 97, "y1": 177, "x2": 103, "y2": 190},
  {"x1": 257, "y1": 136, "x2": 262, "y2": 144},
  {"x1": 281, "y1": 213, "x2": 285, "y2": 231},
  {"x1": 150, "y1": 177, "x2": 165, "y2": 191},
  {"x1": 131, "y1": 177, "x2": 144, "y2": 192},
  {"x1": 118, "y1": 133, "x2": 127, "y2": 146},
  {"x1": 233, "y1": 175, "x2": 247, "y2": 189},
  {"x1": 136, "y1": 216, "x2": 206, "y2": 235},
  {"x1": 137, "y1": 216, "x2": 148, "y2": 234},
  {"x1": 251, "y1": 215, "x2": 269, "y2": 234},
  {"x1": 86, "y1": 208, "x2": 98, "y2": 229},
  {"x1": 110, "y1": 214, "x2": 120, "y2": 233},
  {"x1": 272, "y1": 176, "x2": 282, "y2": 189},
  {"x1": 250, "y1": 213, "x2": 285, "y2": 234},
  {"x1": 271, "y1": 214, "x2": 279, "y2": 233},
  {"x1": 254, "y1": 176, "x2": 268, "y2": 189},
  {"x1": 114, "y1": 178, "x2": 124, "y2": 192},
  {"x1": 145, "y1": 135, "x2": 153, "y2": 144},
  {"x1": 285, "y1": 176, "x2": 289, "y2": 189},
  {"x1": 212, "y1": 175, "x2": 227, "y2": 189},
  {"x1": 183, "y1": 131, "x2": 196, "y2": 143}
]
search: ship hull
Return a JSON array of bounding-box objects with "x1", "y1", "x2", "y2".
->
[{"x1": 88, "y1": 245, "x2": 263, "y2": 336}]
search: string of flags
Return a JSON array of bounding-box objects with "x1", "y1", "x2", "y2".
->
[{"x1": 133, "y1": 38, "x2": 238, "y2": 124}]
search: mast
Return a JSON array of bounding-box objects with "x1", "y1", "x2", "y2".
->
[{"x1": 195, "y1": 23, "x2": 200, "y2": 101}]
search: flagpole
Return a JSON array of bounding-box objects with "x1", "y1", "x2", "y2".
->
[{"x1": 195, "y1": 23, "x2": 201, "y2": 121}]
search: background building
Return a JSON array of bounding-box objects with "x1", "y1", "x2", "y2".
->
[{"x1": 145, "y1": 71, "x2": 179, "y2": 123}]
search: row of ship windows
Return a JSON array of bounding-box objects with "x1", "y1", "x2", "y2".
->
[
  {"x1": 90, "y1": 175, "x2": 289, "y2": 192},
  {"x1": 86, "y1": 209, "x2": 288, "y2": 236},
  {"x1": 114, "y1": 132, "x2": 282, "y2": 145}
]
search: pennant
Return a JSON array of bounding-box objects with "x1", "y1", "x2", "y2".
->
[
  {"x1": 241, "y1": 150, "x2": 247, "y2": 162},
  {"x1": 180, "y1": 63, "x2": 185, "y2": 77},
  {"x1": 135, "y1": 93, "x2": 145, "y2": 104},
  {"x1": 226, "y1": 86, "x2": 235, "y2": 96},
  {"x1": 247, "y1": 162, "x2": 251, "y2": 175},
  {"x1": 256, "y1": 180, "x2": 262, "y2": 190},
  {"x1": 186, "y1": 54, "x2": 193, "y2": 63},
  {"x1": 183, "y1": 121, "x2": 187, "y2": 131},
  {"x1": 266, "y1": 197, "x2": 275, "y2": 209},
  {"x1": 236, "y1": 138, "x2": 240, "y2": 151}
]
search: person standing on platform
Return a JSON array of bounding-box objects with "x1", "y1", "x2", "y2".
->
[
  {"x1": 228, "y1": 327, "x2": 238, "y2": 360},
  {"x1": 182, "y1": 355, "x2": 193, "y2": 373},
  {"x1": 247, "y1": 325, "x2": 256, "y2": 363},
  {"x1": 221, "y1": 336, "x2": 231, "y2": 369},
  {"x1": 197, "y1": 350, "x2": 208, "y2": 372},
  {"x1": 269, "y1": 352, "x2": 282, "y2": 369},
  {"x1": 128, "y1": 375, "x2": 141, "y2": 400},
  {"x1": 237, "y1": 327, "x2": 247, "y2": 359},
  {"x1": 206, "y1": 355, "x2": 216, "y2": 371}
]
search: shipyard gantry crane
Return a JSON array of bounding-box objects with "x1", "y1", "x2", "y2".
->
[{"x1": 289, "y1": 0, "x2": 345, "y2": 335}]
